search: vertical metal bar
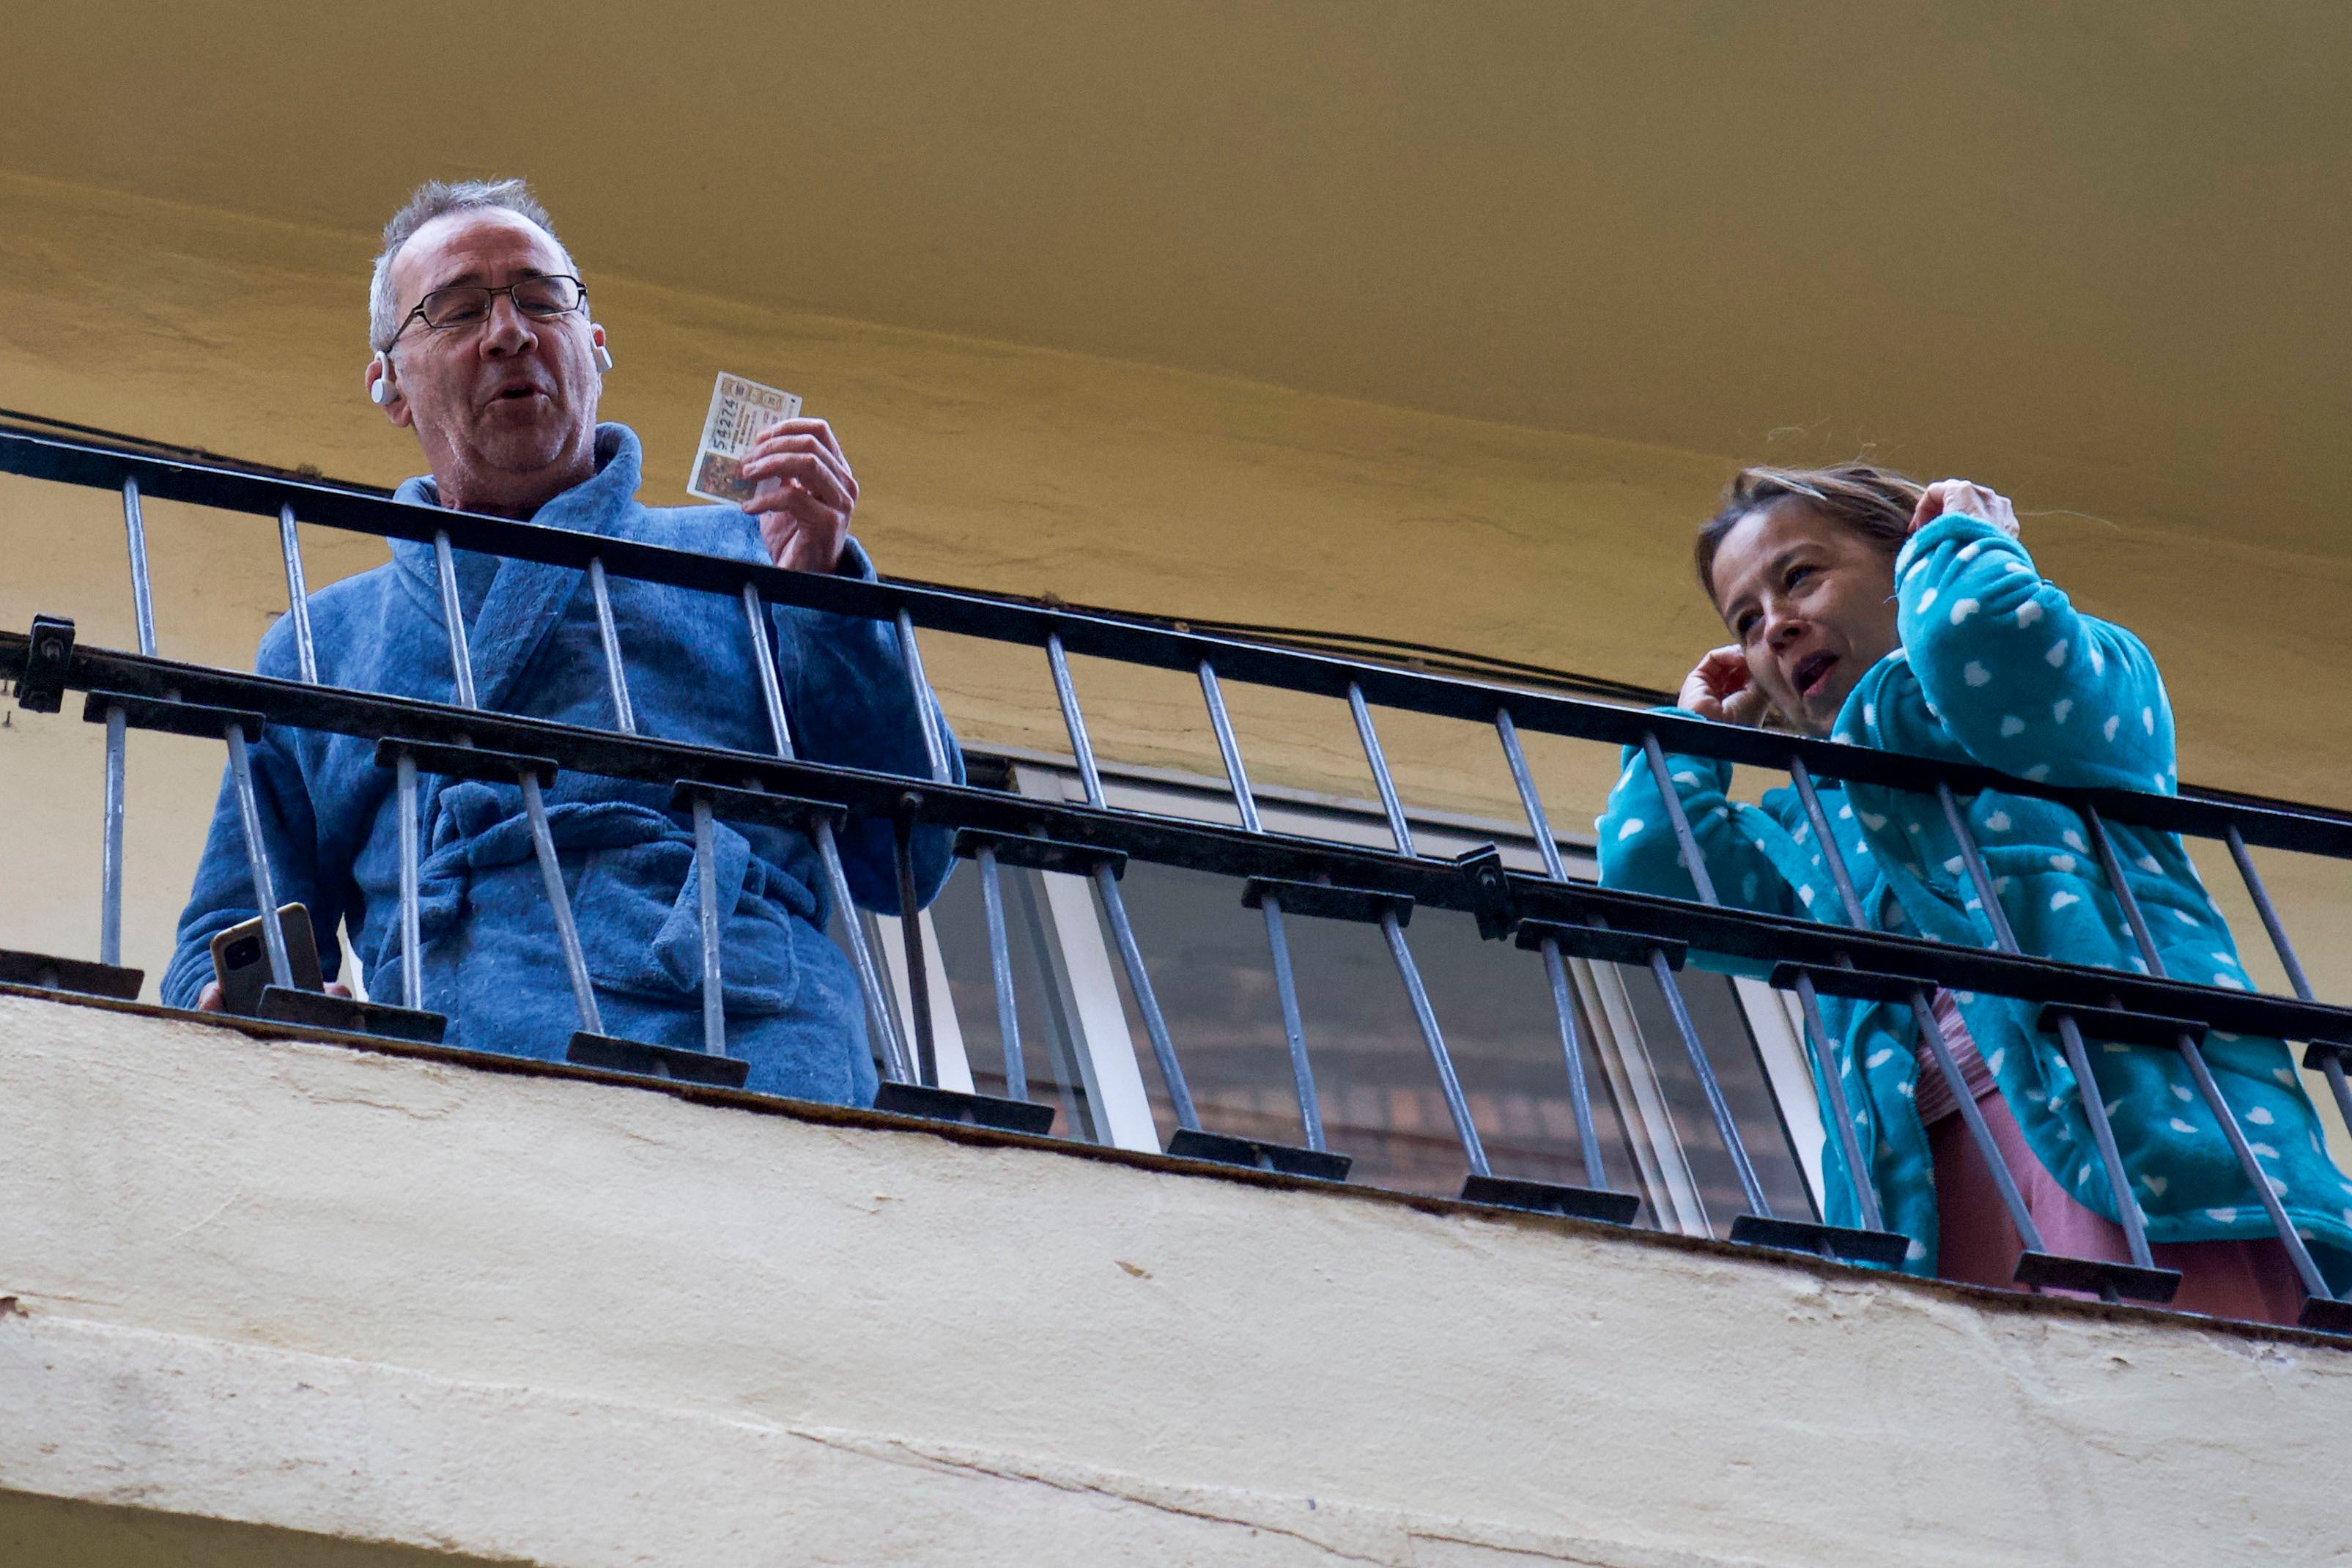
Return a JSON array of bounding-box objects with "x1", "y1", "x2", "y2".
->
[
  {"x1": 100, "y1": 704, "x2": 126, "y2": 968},
  {"x1": 1940, "y1": 784, "x2": 2153, "y2": 1271},
  {"x1": 1046, "y1": 632, "x2": 1106, "y2": 808},
  {"x1": 122, "y1": 477, "x2": 157, "y2": 657},
  {"x1": 977, "y1": 845, "x2": 1027, "y2": 1101},
  {"x1": 1640, "y1": 731, "x2": 1719, "y2": 906},
  {"x1": 105, "y1": 476, "x2": 154, "y2": 969},
  {"x1": 1202, "y1": 658, "x2": 1323, "y2": 1147},
  {"x1": 741, "y1": 583, "x2": 911, "y2": 1084},
  {"x1": 1624, "y1": 737, "x2": 1771, "y2": 1217},
  {"x1": 396, "y1": 750, "x2": 423, "y2": 1010},
  {"x1": 587, "y1": 558, "x2": 637, "y2": 734},
  {"x1": 1495, "y1": 708, "x2": 1567, "y2": 881},
  {"x1": 895, "y1": 610, "x2": 950, "y2": 784},
  {"x1": 275, "y1": 503, "x2": 319, "y2": 686},
  {"x1": 1496, "y1": 706, "x2": 1607, "y2": 1189},
  {"x1": 432, "y1": 530, "x2": 478, "y2": 709},
  {"x1": 1789, "y1": 969, "x2": 1887, "y2": 1233},
  {"x1": 1787, "y1": 758, "x2": 1863, "y2": 924},
  {"x1": 1261, "y1": 895, "x2": 1325, "y2": 1151},
  {"x1": 1652, "y1": 946, "x2": 1771, "y2": 1216},
  {"x1": 223, "y1": 722, "x2": 294, "y2": 991},
  {"x1": 2224, "y1": 824, "x2": 2315, "y2": 1001},
  {"x1": 895, "y1": 816, "x2": 939, "y2": 1087},
  {"x1": 437, "y1": 528, "x2": 599, "y2": 1035},
  {"x1": 519, "y1": 769, "x2": 602, "y2": 1036},
  {"x1": 1791, "y1": 761, "x2": 2031, "y2": 1243},
  {"x1": 1198, "y1": 661, "x2": 1263, "y2": 833},
  {"x1": 1380, "y1": 909, "x2": 1489, "y2": 1176},
  {"x1": 1540, "y1": 938, "x2": 1608, "y2": 1191},
  {"x1": 693, "y1": 795, "x2": 725, "y2": 1057},
  {"x1": 1936, "y1": 783, "x2": 2022, "y2": 951},
  {"x1": 1785, "y1": 761, "x2": 1922, "y2": 1238},
  {"x1": 1095, "y1": 862, "x2": 1199, "y2": 1130},
  {"x1": 2083, "y1": 806, "x2": 2334, "y2": 1303},
  {"x1": 2225, "y1": 824, "x2": 2352, "y2": 1130},
  {"x1": 1348, "y1": 683, "x2": 1414, "y2": 857}
]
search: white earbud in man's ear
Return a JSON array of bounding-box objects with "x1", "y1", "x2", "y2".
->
[
  {"x1": 369, "y1": 350, "x2": 394, "y2": 406},
  {"x1": 594, "y1": 340, "x2": 615, "y2": 373}
]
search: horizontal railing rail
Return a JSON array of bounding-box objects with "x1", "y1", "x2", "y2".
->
[
  {"x1": 7, "y1": 421, "x2": 2352, "y2": 1332},
  {"x1": 6, "y1": 427, "x2": 2347, "y2": 857}
]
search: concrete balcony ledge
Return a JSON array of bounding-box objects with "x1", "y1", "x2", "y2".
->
[{"x1": 1, "y1": 987, "x2": 2345, "y2": 1567}]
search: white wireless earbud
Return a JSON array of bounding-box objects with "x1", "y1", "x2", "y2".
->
[
  {"x1": 594, "y1": 341, "x2": 615, "y2": 373},
  {"x1": 369, "y1": 350, "x2": 393, "y2": 406}
]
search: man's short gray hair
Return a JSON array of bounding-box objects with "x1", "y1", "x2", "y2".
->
[{"x1": 368, "y1": 177, "x2": 571, "y2": 350}]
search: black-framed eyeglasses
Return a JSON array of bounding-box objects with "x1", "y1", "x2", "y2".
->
[{"x1": 382, "y1": 274, "x2": 587, "y2": 349}]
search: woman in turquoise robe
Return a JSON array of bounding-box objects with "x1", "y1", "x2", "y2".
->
[{"x1": 1599, "y1": 465, "x2": 2352, "y2": 1315}]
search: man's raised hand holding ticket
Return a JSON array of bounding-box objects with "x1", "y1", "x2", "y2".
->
[{"x1": 742, "y1": 416, "x2": 860, "y2": 572}]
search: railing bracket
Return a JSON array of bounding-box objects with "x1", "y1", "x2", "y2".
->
[
  {"x1": 2035, "y1": 1003, "x2": 2208, "y2": 1051},
  {"x1": 1730, "y1": 1213, "x2": 1912, "y2": 1268},
  {"x1": 82, "y1": 689, "x2": 265, "y2": 742},
  {"x1": 16, "y1": 614, "x2": 74, "y2": 712},
  {"x1": 951, "y1": 826, "x2": 1126, "y2": 879},
  {"x1": 1454, "y1": 843, "x2": 1517, "y2": 939},
  {"x1": 873, "y1": 1080, "x2": 1057, "y2": 1135},
  {"x1": 1768, "y1": 961, "x2": 1921, "y2": 1005},
  {"x1": 1513, "y1": 919, "x2": 1687, "y2": 971},
  {"x1": 256, "y1": 985, "x2": 446, "y2": 1044},
  {"x1": 670, "y1": 780, "x2": 847, "y2": 835},
  {"x1": 0, "y1": 947, "x2": 141, "y2": 1000},
  {"x1": 566, "y1": 1032, "x2": 749, "y2": 1088},
  {"x1": 1241, "y1": 877, "x2": 1410, "y2": 926},
  {"x1": 1166, "y1": 1127, "x2": 1352, "y2": 1181},
  {"x1": 1460, "y1": 1172, "x2": 1641, "y2": 1224},
  {"x1": 2013, "y1": 1249, "x2": 2182, "y2": 1302},
  {"x1": 377, "y1": 736, "x2": 556, "y2": 787}
]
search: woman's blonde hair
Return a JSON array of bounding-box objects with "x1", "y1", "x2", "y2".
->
[{"x1": 1695, "y1": 463, "x2": 1925, "y2": 607}]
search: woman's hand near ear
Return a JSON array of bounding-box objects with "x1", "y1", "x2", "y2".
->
[
  {"x1": 1680, "y1": 646, "x2": 1772, "y2": 726},
  {"x1": 1910, "y1": 478, "x2": 2021, "y2": 539}
]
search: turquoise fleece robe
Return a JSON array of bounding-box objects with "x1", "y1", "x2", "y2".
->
[{"x1": 1599, "y1": 511, "x2": 2352, "y2": 1282}]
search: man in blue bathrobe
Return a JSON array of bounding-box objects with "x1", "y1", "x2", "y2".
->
[{"x1": 162, "y1": 177, "x2": 959, "y2": 1106}]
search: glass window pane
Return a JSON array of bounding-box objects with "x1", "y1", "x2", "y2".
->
[
  {"x1": 1616, "y1": 961, "x2": 1819, "y2": 1232},
  {"x1": 840, "y1": 866, "x2": 1103, "y2": 1142},
  {"x1": 925, "y1": 862, "x2": 1101, "y2": 1140},
  {"x1": 1088, "y1": 860, "x2": 1657, "y2": 1204}
]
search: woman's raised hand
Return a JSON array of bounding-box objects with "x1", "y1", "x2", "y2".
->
[
  {"x1": 1680, "y1": 645, "x2": 1772, "y2": 726},
  {"x1": 1909, "y1": 478, "x2": 2021, "y2": 539}
]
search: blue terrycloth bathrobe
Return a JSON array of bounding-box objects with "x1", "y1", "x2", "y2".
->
[
  {"x1": 163, "y1": 424, "x2": 961, "y2": 1106},
  {"x1": 1600, "y1": 511, "x2": 2352, "y2": 1283}
]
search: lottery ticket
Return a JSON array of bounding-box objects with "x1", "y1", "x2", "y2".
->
[{"x1": 687, "y1": 372, "x2": 804, "y2": 505}]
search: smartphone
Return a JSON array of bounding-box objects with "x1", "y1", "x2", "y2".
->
[{"x1": 209, "y1": 903, "x2": 325, "y2": 1016}]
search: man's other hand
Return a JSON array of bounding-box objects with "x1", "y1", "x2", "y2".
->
[
  {"x1": 740, "y1": 417, "x2": 858, "y2": 572},
  {"x1": 195, "y1": 979, "x2": 353, "y2": 1013}
]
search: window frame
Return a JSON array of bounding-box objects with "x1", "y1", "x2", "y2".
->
[{"x1": 860, "y1": 747, "x2": 1828, "y2": 1228}]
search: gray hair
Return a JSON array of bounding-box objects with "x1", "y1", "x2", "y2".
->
[{"x1": 367, "y1": 177, "x2": 571, "y2": 350}]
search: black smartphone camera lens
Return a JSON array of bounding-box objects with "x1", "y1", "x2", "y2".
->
[{"x1": 226, "y1": 936, "x2": 262, "y2": 969}]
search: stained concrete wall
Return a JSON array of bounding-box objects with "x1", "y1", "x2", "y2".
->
[{"x1": 1, "y1": 986, "x2": 2348, "y2": 1567}]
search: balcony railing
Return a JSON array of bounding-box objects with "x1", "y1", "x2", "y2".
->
[{"x1": 7, "y1": 422, "x2": 2352, "y2": 1334}]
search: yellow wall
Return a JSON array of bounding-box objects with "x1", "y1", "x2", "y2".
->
[{"x1": 1, "y1": 169, "x2": 2348, "y2": 1010}]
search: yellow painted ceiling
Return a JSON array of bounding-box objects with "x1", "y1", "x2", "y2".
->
[{"x1": 4, "y1": 2, "x2": 2346, "y2": 555}]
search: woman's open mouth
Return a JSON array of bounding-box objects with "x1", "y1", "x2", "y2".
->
[{"x1": 1794, "y1": 651, "x2": 1838, "y2": 698}]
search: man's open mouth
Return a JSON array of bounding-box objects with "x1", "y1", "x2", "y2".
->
[
  {"x1": 493, "y1": 385, "x2": 544, "y2": 402},
  {"x1": 1794, "y1": 651, "x2": 1838, "y2": 697}
]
